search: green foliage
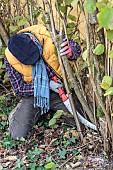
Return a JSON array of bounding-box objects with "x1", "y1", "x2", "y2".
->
[
  {"x1": 93, "y1": 44, "x2": 104, "y2": 55},
  {"x1": 49, "y1": 118, "x2": 56, "y2": 126},
  {"x1": 0, "y1": 95, "x2": 18, "y2": 116},
  {"x1": 65, "y1": 0, "x2": 73, "y2": 5},
  {"x1": 58, "y1": 148, "x2": 67, "y2": 159},
  {"x1": 27, "y1": 145, "x2": 41, "y2": 161},
  {"x1": 2, "y1": 132, "x2": 17, "y2": 150},
  {"x1": 68, "y1": 14, "x2": 76, "y2": 21},
  {"x1": 49, "y1": 110, "x2": 63, "y2": 127},
  {"x1": 0, "y1": 121, "x2": 7, "y2": 130},
  {"x1": 64, "y1": 137, "x2": 77, "y2": 147},
  {"x1": 59, "y1": 6, "x2": 67, "y2": 13},
  {"x1": 100, "y1": 75, "x2": 112, "y2": 90},
  {"x1": 97, "y1": 6, "x2": 113, "y2": 30},
  {"x1": 82, "y1": 50, "x2": 88, "y2": 61},
  {"x1": 44, "y1": 162, "x2": 55, "y2": 169},
  {"x1": 15, "y1": 159, "x2": 23, "y2": 169},
  {"x1": 28, "y1": 163, "x2": 37, "y2": 170},
  {"x1": 104, "y1": 87, "x2": 113, "y2": 96},
  {"x1": 97, "y1": 106, "x2": 104, "y2": 118},
  {"x1": 84, "y1": 0, "x2": 96, "y2": 13},
  {"x1": 67, "y1": 22, "x2": 75, "y2": 28},
  {"x1": 108, "y1": 50, "x2": 113, "y2": 59},
  {"x1": 96, "y1": 2, "x2": 106, "y2": 11},
  {"x1": 107, "y1": 30, "x2": 113, "y2": 41}
]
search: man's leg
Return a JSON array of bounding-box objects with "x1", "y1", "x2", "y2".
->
[
  {"x1": 9, "y1": 91, "x2": 83, "y2": 140},
  {"x1": 9, "y1": 96, "x2": 41, "y2": 140},
  {"x1": 50, "y1": 90, "x2": 83, "y2": 114}
]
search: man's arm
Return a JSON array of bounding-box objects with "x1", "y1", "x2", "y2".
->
[{"x1": 4, "y1": 58, "x2": 34, "y2": 96}]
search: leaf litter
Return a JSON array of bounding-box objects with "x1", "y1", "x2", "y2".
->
[{"x1": 0, "y1": 112, "x2": 113, "y2": 170}]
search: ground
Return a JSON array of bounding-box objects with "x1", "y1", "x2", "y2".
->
[
  {"x1": 1, "y1": 113, "x2": 113, "y2": 170},
  {"x1": 0, "y1": 93, "x2": 113, "y2": 170}
]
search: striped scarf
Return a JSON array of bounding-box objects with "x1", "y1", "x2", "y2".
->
[{"x1": 24, "y1": 32, "x2": 50, "y2": 114}]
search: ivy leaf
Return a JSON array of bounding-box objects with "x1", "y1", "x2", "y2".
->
[
  {"x1": 53, "y1": 110, "x2": 63, "y2": 119},
  {"x1": 49, "y1": 118, "x2": 56, "y2": 127},
  {"x1": 108, "y1": 50, "x2": 113, "y2": 59},
  {"x1": 58, "y1": 148, "x2": 67, "y2": 159},
  {"x1": 100, "y1": 75, "x2": 112, "y2": 90},
  {"x1": 93, "y1": 44, "x2": 104, "y2": 55},
  {"x1": 97, "y1": 6, "x2": 113, "y2": 29},
  {"x1": 44, "y1": 162, "x2": 55, "y2": 169},
  {"x1": 104, "y1": 87, "x2": 113, "y2": 96},
  {"x1": 84, "y1": 0, "x2": 96, "y2": 13}
]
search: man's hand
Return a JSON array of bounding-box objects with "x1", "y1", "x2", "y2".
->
[
  {"x1": 60, "y1": 39, "x2": 72, "y2": 57},
  {"x1": 50, "y1": 80, "x2": 63, "y2": 93}
]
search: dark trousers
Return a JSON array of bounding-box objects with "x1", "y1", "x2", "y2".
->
[{"x1": 9, "y1": 91, "x2": 83, "y2": 140}]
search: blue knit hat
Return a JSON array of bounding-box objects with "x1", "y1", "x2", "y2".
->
[{"x1": 8, "y1": 33, "x2": 40, "y2": 65}]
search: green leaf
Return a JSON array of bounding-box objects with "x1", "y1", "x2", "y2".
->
[
  {"x1": 49, "y1": 118, "x2": 56, "y2": 126},
  {"x1": 65, "y1": 0, "x2": 73, "y2": 5},
  {"x1": 67, "y1": 22, "x2": 75, "y2": 28},
  {"x1": 33, "y1": 10, "x2": 40, "y2": 17},
  {"x1": 96, "y1": 25, "x2": 102, "y2": 32},
  {"x1": 18, "y1": 18, "x2": 28, "y2": 26},
  {"x1": 84, "y1": 0, "x2": 96, "y2": 13},
  {"x1": 104, "y1": 87, "x2": 113, "y2": 96},
  {"x1": 60, "y1": 6, "x2": 67, "y2": 13},
  {"x1": 108, "y1": 50, "x2": 113, "y2": 59},
  {"x1": 0, "y1": 39, "x2": 2, "y2": 47},
  {"x1": 68, "y1": 14, "x2": 76, "y2": 21},
  {"x1": 58, "y1": 148, "x2": 67, "y2": 159},
  {"x1": 107, "y1": 30, "x2": 113, "y2": 41},
  {"x1": 0, "y1": 61, "x2": 2, "y2": 69},
  {"x1": 44, "y1": 162, "x2": 55, "y2": 169},
  {"x1": 13, "y1": 16, "x2": 22, "y2": 21},
  {"x1": 97, "y1": 6, "x2": 113, "y2": 29},
  {"x1": 82, "y1": 50, "x2": 88, "y2": 61},
  {"x1": 71, "y1": 0, "x2": 79, "y2": 6},
  {"x1": 96, "y1": 2, "x2": 106, "y2": 11},
  {"x1": 81, "y1": 61, "x2": 87, "y2": 70},
  {"x1": 53, "y1": 110, "x2": 63, "y2": 119},
  {"x1": 93, "y1": 44, "x2": 104, "y2": 55},
  {"x1": 9, "y1": 25, "x2": 18, "y2": 32},
  {"x1": 0, "y1": 96, "x2": 5, "y2": 101},
  {"x1": 100, "y1": 75, "x2": 112, "y2": 90}
]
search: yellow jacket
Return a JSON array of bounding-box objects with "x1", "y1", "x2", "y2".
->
[{"x1": 5, "y1": 24, "x2": 73, "y2": 82}]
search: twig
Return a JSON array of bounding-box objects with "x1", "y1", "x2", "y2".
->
[
  {"x1": 58, "y1": 148, "x2": 84, "y2": 169},
  {"x1": 58, "y1": 136, "x2": 102, "y2": 169}
]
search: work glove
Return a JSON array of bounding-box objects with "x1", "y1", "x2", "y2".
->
[
  {"x1": 50, "y1": 79, "x2": 63, "y2": 93},
  {"x1": 60, "y1": 38, "x2": 81, "y2": 61},
  {"x1": 60, "y1": 38, "x2": 72, "y2": 57}
]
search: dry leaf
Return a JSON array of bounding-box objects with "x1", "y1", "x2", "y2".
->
[{"x1": 70, "y1": 161, "x2": 82, "y2": 168}]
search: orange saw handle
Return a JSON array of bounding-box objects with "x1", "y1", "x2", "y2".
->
[{"x1": 52, "y1": 76, "x2": 68, "y2": 102}]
